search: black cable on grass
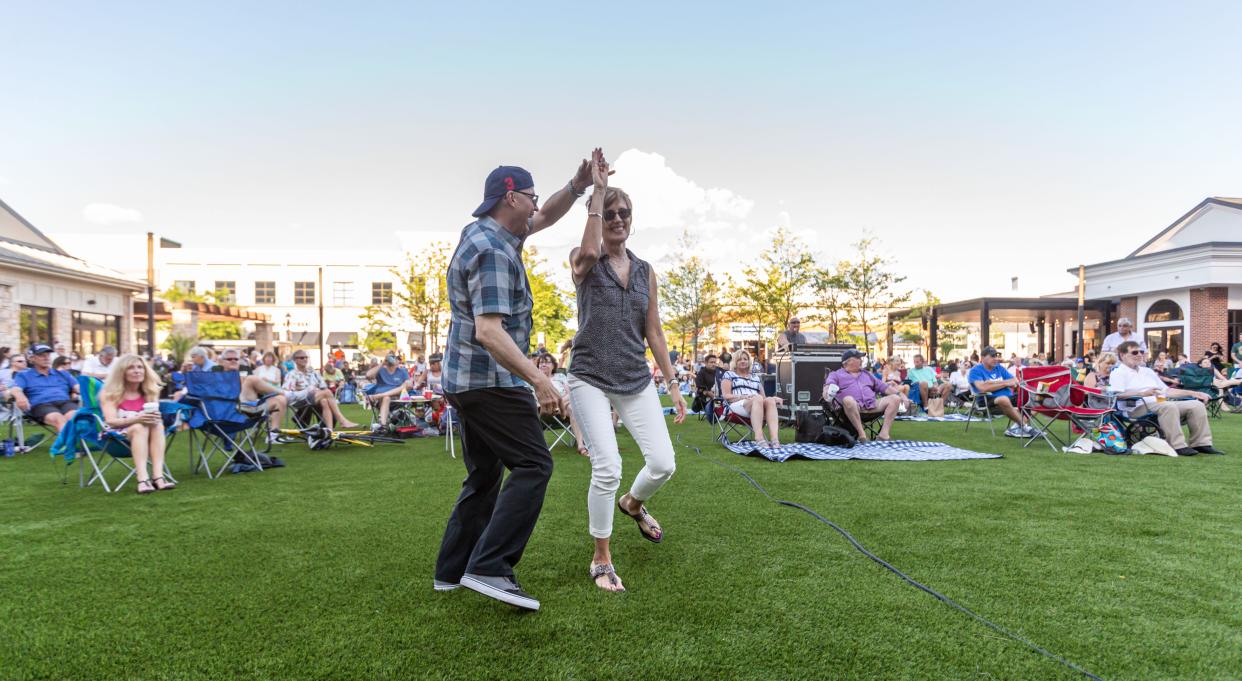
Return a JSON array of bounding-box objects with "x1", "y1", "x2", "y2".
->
[{"x1": 675, "y1": 435, "x2": 1104, "y2": 681}]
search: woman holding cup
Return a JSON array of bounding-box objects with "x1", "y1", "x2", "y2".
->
[{"x1": 101, "y1": 354, "x2": 172, "y2": 493}]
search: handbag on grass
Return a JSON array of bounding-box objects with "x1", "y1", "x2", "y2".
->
[{"x1": 925, "y1": 397, "x2": 945, "y2": 417}]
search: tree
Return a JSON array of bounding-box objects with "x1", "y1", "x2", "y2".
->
[
  {"x1": 839, "y1": 237, "x2": 912, "y2": 355},
  {"x1": 161, "y1": 333, "x2": 196, "y2": 366},
  {"x1": 523, "y1": 246, "x2": 574, "y2": 351},
  {"x1": 356, "y1": 305, "x2": 395, "y2": 355},
  {"x1": 811, "y1": 264, "x2": 857, "y2": 343},
  {"x1": 393, "y1": 241, "x2": 452, "y2": 353},
  {"x1": 724, "y1": 227, "x2": 817, "y2": 352},
  {"x1": 659, "y1": 230, "x2": 722, "y2": 359}
]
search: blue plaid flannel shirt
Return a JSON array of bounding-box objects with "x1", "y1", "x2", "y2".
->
[{"x1": 443, "y1": 216, "x2": 533, "y2": 393}]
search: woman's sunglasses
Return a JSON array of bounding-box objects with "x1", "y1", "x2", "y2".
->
[{"x1": 604, "y1": 208, "x2": 632, "y2": 221}]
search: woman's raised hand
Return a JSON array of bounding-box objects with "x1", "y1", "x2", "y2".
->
[{"x1": 591, "y1": 147, "x2": 610, "y2": 190}]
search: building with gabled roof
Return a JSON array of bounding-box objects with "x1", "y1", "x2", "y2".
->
[
  {"x1": 0, "y1": 197, "x2": 145, "y2": 356},
  {"x1": 1078, "y1": 196, "x2": 1242, "y2": 359}
]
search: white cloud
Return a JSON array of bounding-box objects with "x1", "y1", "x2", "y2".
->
[
  {"x1": 609, "y1": 149, "x2": 754, "y2": 244},
  {"x1": 0, "y1": 175, "x2": 10, "y2": 186},
  {"x1": 525, "y1": 149, "x2": 772, "y2": 292},
  {"x1": 82, "y1": 202, "x2": 143, "y2": 225}
]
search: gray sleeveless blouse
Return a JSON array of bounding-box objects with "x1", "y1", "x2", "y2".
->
[{"x1": 569, "y1": 249, "x2": 653, "y2": 395}]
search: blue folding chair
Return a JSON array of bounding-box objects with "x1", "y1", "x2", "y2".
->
[
  {"x1": 184, "y1": 371, "x2": 271, "y2": 479},
  {"x1": 64, "y1": 376, "x2": 193, "y2": 493}
]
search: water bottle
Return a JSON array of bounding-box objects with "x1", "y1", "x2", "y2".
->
[
  {"x1": 826, "y1": 384, "x2": 841, "y2": 400},
  {"x1": 2, "y1": 439, "x2": 14, "y2": 457}
]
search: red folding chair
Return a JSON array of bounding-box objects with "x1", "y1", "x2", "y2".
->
[
  {"x1": 709, "y1": 374, "x2": 755, "y2": 444},
  {"x1": 1016, "y1": 366, "x2": 1112, "y2": 451}
]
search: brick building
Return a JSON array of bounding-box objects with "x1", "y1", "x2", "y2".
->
[
  {"x1": 1081, "y1": 197, "x2": 1242, "y2": 358},
  {"x1": 0, "y1": 198, "x2": 144, "y2": 356}
]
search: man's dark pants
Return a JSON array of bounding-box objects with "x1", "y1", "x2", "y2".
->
[{"x1": 435, "y1": 387, "x2": 553, "y2": 582}]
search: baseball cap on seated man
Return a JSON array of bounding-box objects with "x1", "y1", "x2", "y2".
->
[
  {"x1": 29, "y1": 343, "x2": 53, "y2": 355},
  {"x1": 841, "y1": 349, "x2": 867, "y2": 363},
  {"x1": 981, "y1": 346, "x2": 1000, "y2": 357},
  {"x1": 472, "y1": 165, "x2": 535, "y2": 218}
]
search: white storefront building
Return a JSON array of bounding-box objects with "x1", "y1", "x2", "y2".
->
[{"x1": 52, "y1": 231, "x2": 458, "y2": 362}]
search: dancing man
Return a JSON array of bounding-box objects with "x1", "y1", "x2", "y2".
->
[
  {"x1": 568, "y1": 149, "x2": 687, "y2": 593},
  {"x1": 434, "y1": 158, "x2": 593, "y2": 611}
]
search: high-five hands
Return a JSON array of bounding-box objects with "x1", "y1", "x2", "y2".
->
[{"x1": 590, "y1": 147, "x2": 614, "y2": 190}]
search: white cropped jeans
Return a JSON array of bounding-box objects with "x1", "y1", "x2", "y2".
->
[{"x1": 567, "y1": 376, "x2": 677, "y2": 539}]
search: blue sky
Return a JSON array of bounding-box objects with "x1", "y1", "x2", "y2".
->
[{"x1": 3, "y1": 2, "x2": 1241, "y2": 300}]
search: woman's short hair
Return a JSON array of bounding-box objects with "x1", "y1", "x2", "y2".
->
[
  {"x1": 536, "y1": 353, "x2": 558, "y2": 370},
  {"x1": 731, "y1": 349, "x2": 751, "y2": 370},
  {"x1": 189, "y1": 346, "x2": 208, "y2": 359},
  {"x1": 1096, "y1": 352, "x2": 1118, "y2": 369}
]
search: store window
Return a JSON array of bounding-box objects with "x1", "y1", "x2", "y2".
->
[
  {"x1": 1145, "y1": 299, "x2": 1184, "y2": 323},
  {"x1": 73, "y1": 311, "x2": 120, "y2": 357},
  {"x1": 214, "y1": 280, "x2": 237, "y2": 304},
  {"x1": 173, "y1": 280, "x2": 196, "y2": 296},
  {"x1": 294, "y1": 281, "x2": 316, "y2": 305},
  {"x1": 1228, "y1": 310, "x2": 1242, "y2": 361},
  {"x1": 20, "y1": 305, "x2": 52, "y2": 350},
  {"x1": 1143, "y1": 299, "x2": 1184, "y2": 358},
  {"x1": 333, "y1": 281, "x2": 354, "y2": 306},
  {"x1": 372, "y1": 282, "x2": 392, "y2": 305},
  {"x1": 255, "y1": 281, "x2": 276, "y2": 305}
]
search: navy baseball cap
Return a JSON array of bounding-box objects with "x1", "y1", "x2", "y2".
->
[
  {"x1": 841, "y1": 349, "x2": 866, "y2": 362},
  {"x1": 472, "y1": 165, "x2": 534, "y2": 218},
  {"x1": 29, "y1": 343, "x2": 53, "y2": 354}
]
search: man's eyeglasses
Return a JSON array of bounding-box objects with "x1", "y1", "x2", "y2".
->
[
  {"x1": 222, "y1": 357, "x2": 239, "y2": 362},
  {"x1": 512, "y1": 190, "x2": 539, "y2": 206},
  {"x1": 604, "y1": 208, "x2": 631, "y2": 221},
  {"x1": 293, "y1": 355, "x2": 308, "y2": 360},
  {"x1": 1127, "y1": 350, "x2": 1144, "y2": 356}
]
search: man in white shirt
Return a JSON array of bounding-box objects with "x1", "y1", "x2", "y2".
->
[
  {"x1": 1109, "y1": 340, "x2": 1220, "y2": 455},
  {"x1": 1100, "y1": 318, "x2": 1147, "y2": 355},
  {"x1": 81, "y1": 346, "x2": 117, "y2": 380}
]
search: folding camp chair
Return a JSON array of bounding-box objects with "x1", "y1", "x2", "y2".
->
[
  {"x1": 541, "y1": 413, "x2": 576, "y2": 450},
  {"x1": 1015, "y1": 366, "x2": 1113, "y2": 451},
  {"x1": 184, "y1": 371, "x2": 270, "y2": 479},
  {"x1": 707, "y1": 374, "x2": 755, "y2": 444},
  {"x1": 443, "y1": 403, "x2": 457, "y2": 459},
  {"x1": 363, "y1": 386, "x2": 420, "y2": 432},
  {"x1": 1, "y1": 396, "x2": 50, "y2": 453},
  {"x1": 1174, "y1": 365, "x2": 1225, "y2": 418},
  {"x1": 822, "y1": 397, "x2": 884, "y2": 440},
  {"x1": 963, "y1": 390, "x2": 999, "y2": 437},
  {"x1": 1112, "y1": 396, "x2": 1164, "y2": 447},
  {"x1": 66, "y1": 376, "x2": 192, "y2": 492}
]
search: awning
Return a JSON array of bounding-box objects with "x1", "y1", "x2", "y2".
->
[
  {"x1": 326, "y1": 332, "x2": 356, "y2": 347},
  {"x1": 290, "y1": 331, "x2": 321, "y2": 346},
  {"x1": 133, "y1": 299, "x2": 270, "y2": 322}
]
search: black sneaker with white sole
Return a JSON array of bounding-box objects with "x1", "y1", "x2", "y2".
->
[
  {"x1": 460, "y1": 573, "x2": 540, "y2": 611},
  {"x1": 433, "y1": 579, "x2": 460, "y2": 592}
]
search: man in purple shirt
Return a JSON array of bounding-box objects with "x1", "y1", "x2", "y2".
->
[{"x1": 823, "y1": 349, "x2": 903, "y2": 441}]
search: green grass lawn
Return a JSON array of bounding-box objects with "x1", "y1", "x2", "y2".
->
[{"x1": 3, "y1": 404, "x2": 1241, "y2": 680}]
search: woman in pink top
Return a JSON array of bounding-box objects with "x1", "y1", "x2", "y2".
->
[{"x1": 100, "y1": 354, "x2": 171, "y2": 494}]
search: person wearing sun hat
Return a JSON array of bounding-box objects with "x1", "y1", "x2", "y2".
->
[{"x1": 434, "y1": 152, "x2": 596, "y2": 612}]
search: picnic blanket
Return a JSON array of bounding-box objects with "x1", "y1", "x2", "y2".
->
[
  {"x1": 722, "y1": 437, "x2": 1002, "y2": 462},
  {"x1": 895, "y1": 413, "x2": 987, "y2": 422}
]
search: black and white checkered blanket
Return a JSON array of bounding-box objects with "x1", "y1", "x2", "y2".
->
[
  {"x1": 895, "y1": 413, "x2": 985, "y2": 422},
  {"x1": 721, "y1": 437, "x2": 1002, "y2": 462}
]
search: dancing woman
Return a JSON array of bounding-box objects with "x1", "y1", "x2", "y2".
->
[{"x1": 567, "y1": 149, "x2": 687, "y2": 593}]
